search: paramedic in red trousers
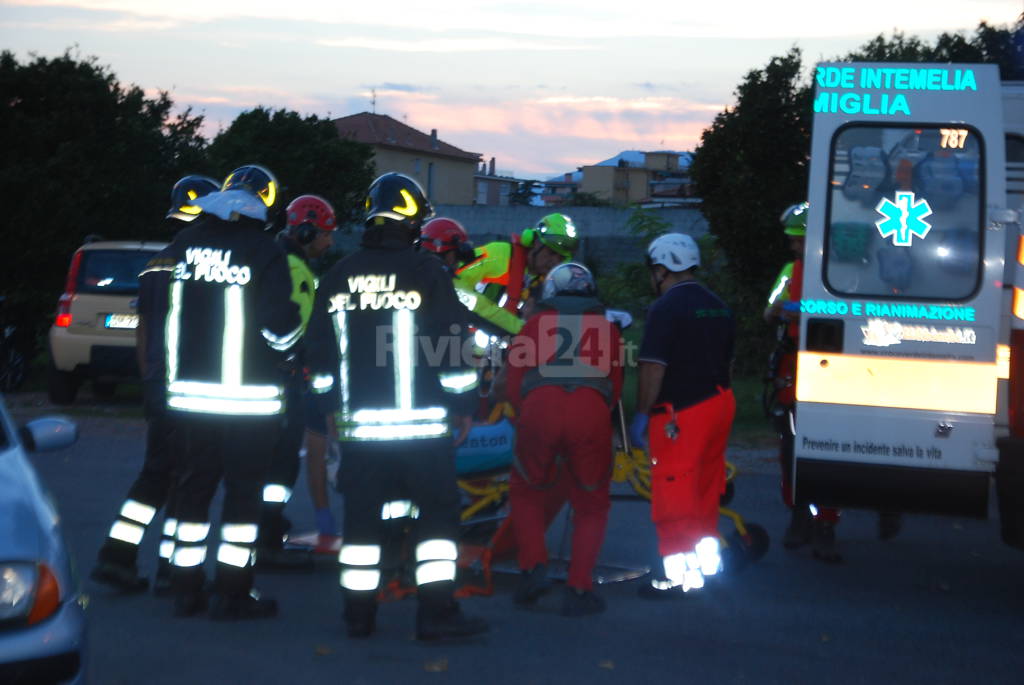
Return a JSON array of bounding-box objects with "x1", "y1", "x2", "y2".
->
[
  {"x1": 305, "y1": 172, "x2": 487, "y2": 641},
  {"x1": 91, "y1": 175, "x2": 219, "y2": 594},
  {"x1": 629, "y1": 233, "x2": 735, "y2": 595},
  {"x1": 764, "y1": 203, "x2": 899, "y2": 561},
  {"x1": 763, "y1": 201, "x2": 842, "y2": 561},
  {"x1": 163, "y1": 165, "x2": 302, "y2": 620},
  {"x1": 505, "y1": 263, "x2": 623, "y2": 615}
]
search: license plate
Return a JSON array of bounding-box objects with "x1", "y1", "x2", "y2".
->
[{"x1": 105, "y1": 313, "x2": 138, "y2": 329}]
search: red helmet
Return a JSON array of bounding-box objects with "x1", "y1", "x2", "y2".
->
[
  {"x1": 421, "y1": 218, "x2": 469, "y2": 253},
  {"x1": 286, "y1": 195, "x2": 337, "y2": 233}
]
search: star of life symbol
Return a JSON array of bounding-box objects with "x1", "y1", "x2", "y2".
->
[{"x1": 874, "y1": 191, "x2": 933, "y2": 247}]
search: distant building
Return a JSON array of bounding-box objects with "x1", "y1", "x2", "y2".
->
[
  {"x1": 577, "y1": 150, "x2": 697, "y2": 207},
  {"x1": 541, "y1": 171, "x2": 582, "y2": 207},
  {"x1": 332, "y1": 112, "x2": 481, "y2": 205},
  {"x1": 473, "y1": 157, "x2": 542, "y2": 206}
]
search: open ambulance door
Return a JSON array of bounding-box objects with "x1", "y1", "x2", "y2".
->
[{"x1": 794, "y1": 62, "x2": 1008, "y2": 518}]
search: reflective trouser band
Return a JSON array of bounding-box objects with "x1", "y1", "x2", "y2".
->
[
  {"x1": 339, "y1": 544, "x2": 382, "y2": 591},
  {"x1": 109, "y1": 520, "x2": 145, "y2": 546},
  {"x1": 662, "y1": 552, "x2": 704, "y2": 592},
  {"x1": 163, "y1": 518, "x2": 178, "y2": 538},
  {"x1": 221, "y1": 523, "x2": 258, "y2": 543},
  {"x1": 416, "y1": 539, "x2": 458, "y2": 562},
  {"x1": 416, "y1": 560, "x2": 457, "y2": 585},
  {"x1": 381, "y1": 500, "x2": 419, "y2": 520},
  {"x1": 415, "y1": 539, "x2": 458, "y2": 585},
  {"x1": 159, "y1": 540, "x2": 176, "y2": 560},
  {"x1": 120, "y1": 499, "x2": 157, "y2": 525},
  {"x1": 695, "y1": 537, "x2": 722, "y2": 577},
  {"x1": 217, "y1": 543, "x2": 254, "y2": 568},
  {"x1": 340, "y1": 568, "x2": 381, "y2": 592},
  {"x1": 172, "y1": 545, "x2": 207, "y2": 568},
  {"x1": 176, "y1": 522, "x2": 211, "y2": 543},
  {"x1": 262, "y1": 484, "x2": 291, "y2": 504},
  {"x1": 338, "y1": 544, "x2": 381, "y2": 567}
]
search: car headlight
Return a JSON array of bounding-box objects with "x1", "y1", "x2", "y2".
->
[{"x1": 0, "y1": 562, "x2": 61, "y2": 624}]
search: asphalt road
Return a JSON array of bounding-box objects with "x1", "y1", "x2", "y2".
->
[{"x1": 10, "y1": 392, "x2": 1024, "y2": 685}]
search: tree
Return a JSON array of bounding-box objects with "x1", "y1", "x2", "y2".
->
[
  {"x1": 205, "y1": 107, "x2": 375, "y2": 228},
  {"x1": 509, "y1": 180, "x2": 539, "y2": 206},
  {"x1": 0, "y1": 49, "x2": 207, "y2": 326},
  {"x1": 689, "y1": 48, "x2": 813, "y2": 373}
]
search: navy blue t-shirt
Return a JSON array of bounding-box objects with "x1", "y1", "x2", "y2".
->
[{"x1": 638, "y1": 280, "x2": 735, "y2": 410}]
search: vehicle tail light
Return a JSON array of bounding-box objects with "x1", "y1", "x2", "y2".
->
[
  {"x1": 54, "y1": 250, "x2": 83, "y2": 328},
  {"x1": 27, "y1": 563, "x2": 60, "y2": 625}
]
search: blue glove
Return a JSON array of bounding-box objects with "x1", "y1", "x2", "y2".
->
[
  {"x1": 629, "y1": 414, "x2": 649, "y2": 449},
  {"x1": 315, "y1": 507, "x2": 337, "y2": 538}
]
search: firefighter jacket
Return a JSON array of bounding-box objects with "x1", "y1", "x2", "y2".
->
[
  {"x1": 163, "y1": 214, "x2": 302, "y2": 416},
  {"x1": 505, "y1": 295, "x2": 624, "y2": 410},
  {"x1": 306, "y1": 235, "x2": 479, "y2": 441}
]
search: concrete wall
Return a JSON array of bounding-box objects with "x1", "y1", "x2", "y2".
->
[{"x1": 332, "y1": 205, "x2": 708, "y2": 272}]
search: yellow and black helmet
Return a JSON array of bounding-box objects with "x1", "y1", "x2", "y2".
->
[
  {"x1": 364, "y1": 172, "x2": 433, "y2": 232},
  {"x1": 166, "y1": 175, "x2": 219, "y2": 222}
]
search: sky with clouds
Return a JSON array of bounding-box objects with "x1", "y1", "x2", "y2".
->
[{"x1": 1, "y1": 0, "x2": 1020, "y2": 179}]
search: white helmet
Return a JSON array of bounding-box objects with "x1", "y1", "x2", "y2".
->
[{"x1": 646, "y1": 233, "x2": 700, "y2": 272}]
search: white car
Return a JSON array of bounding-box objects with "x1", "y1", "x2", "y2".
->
[{"x1": 0, "y1": 402, "x2": 86, "y2": 684}]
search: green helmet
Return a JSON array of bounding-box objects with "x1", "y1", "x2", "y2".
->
[
  {"x1": 780, "y1": 202, "x2": 809, "y2": 237},
  {"x1": 524, "y1": 213, "x2": 579, "y2": 258}
]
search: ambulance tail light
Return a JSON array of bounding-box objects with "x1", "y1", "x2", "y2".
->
[
  {"x1": 54, "y1": 250, "x2": 83, "y2": 328},
  {"x1": 1009, "y1": 330, "x2": 1024, "y2": 437}
]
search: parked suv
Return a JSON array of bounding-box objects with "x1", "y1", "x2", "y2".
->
[{"x1": 48, "y1": 239, "x2": 167, "y2": 404}]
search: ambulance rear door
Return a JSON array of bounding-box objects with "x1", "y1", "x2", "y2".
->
[{"x1": 795, "y1": 62, "x2": 1008, "y2": 517}]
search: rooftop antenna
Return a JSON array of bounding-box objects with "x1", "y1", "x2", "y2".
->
[{"x1": 371, "y1": 89, "x2": 376, "y2": 114}]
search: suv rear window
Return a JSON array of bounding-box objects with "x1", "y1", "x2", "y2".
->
[{"x1": 77, "y1": 250, "x2": 158, "y2": 295}]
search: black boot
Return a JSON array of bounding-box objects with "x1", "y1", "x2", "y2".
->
[
  {"x1": 152, "y1": 560, "x2": 173, "y2": 597},
  {"x1": 173, "y1": 589, "x2": 209, "y2": 617},
  {"x1": 878, "y1": 511, "x2": 903, "y2": 541},
  {"x1": 416, "y1": 600, "x2": 488, "y2": 641},
  {"x1": 344, "y1": 593, "x2": 378, "y2": 639},
  {"x1": 782, "y1": 506, "x2": 812, "y2": 549},
  {"x1": 561, "y1": 587, "x2": 606, "y2": 617},
  {"x1": 90, "y1": 560, "x2": 149, "y2": 593},
  {"x1": 513, "y1": 564, "x2": 551, "y2": 607},
  {"x1": 811, "y1": 519, "x2": 843, "y2": 564},
  {"x1": 209, "y1": 589, "x2": 278, "y2": 621}
]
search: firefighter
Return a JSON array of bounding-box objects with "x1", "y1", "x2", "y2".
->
[
  {"x1": 163, "y1": 164, "x2": 302, "y2": 619},
  {"x1": 256, "y1": 194, "x2": 337, "y2": 569},
  {"x1": 90, "y1": 174, "x2": 220, "y2": 595},
  {"x1": 455, "y1": 212, "x2": 579, "y2": 334},
  {"x1": 306, "y1": 172, "x2": 488, "y2": 641},
  {"x1": 629, "y1": 233, "x2": 736, "y2": 595},
  {"x1": 504, "y1": 263, "x2": 623, "y2": 615}
]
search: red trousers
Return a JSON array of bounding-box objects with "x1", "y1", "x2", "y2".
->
[
  {"x1": 648, "y1": 389, "x2": 735, "y2": 557},
  {"x1": 509, "y1": 386, "x2": 612, "y2": 591}
]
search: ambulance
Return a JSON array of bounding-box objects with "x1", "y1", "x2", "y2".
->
[{"x1": 793, "y1": 62, "x2": 1024, "y2": 549}]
